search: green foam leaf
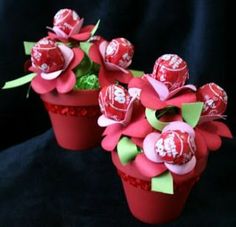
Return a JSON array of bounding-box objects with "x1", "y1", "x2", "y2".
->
[
  {"x1": 182, "y1": 102, "x2": 204, "y2": 127},
  {"x1": 117, "y1": 137, "x2": 140, "y2": 165},
  {"x1": 2, "y1": 73, "x2": 36, "y2": 89},
  {"x1": 145, "y1": 108, "x2": 169, "y2": 131},
  {"x1": 80, "y1": 42, "x2": 92, "y2": 56},
  {"x1": 151, "y1": 171, "x2": 173, "y2": 194},
  {"x1": 24, "y1": 41, "x2": 35, "y2": 55},
  {"x1": 130, "y1": 69, "x2": 144, "y2": 77},
  {"x1": 91, "y1": 20, "x2": 100, "y2": 36}
]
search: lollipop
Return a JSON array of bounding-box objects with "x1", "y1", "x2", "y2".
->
[
  {"x1": 104, "y1": 38, "x2": 134, "y2": 68},
  {"x1": 151, "y1": 54, "x2": 189, "y2": 91},
  {"x1": 99, "y1": 84, "x2": 132, "y2": 121},
  {"x1": 196, "y1": 82, "x2": 228, "y2": 115},
  {"x1": 31, "y1": 38, "x2": 65, "y2": 73}
]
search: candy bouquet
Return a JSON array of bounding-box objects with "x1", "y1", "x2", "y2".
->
[
  {"x1": 2, "y1": 8, "x2": 136, "y2": 150},
  {"x1": 98, "y1": 54, "x2": 232, "y2": 224}
]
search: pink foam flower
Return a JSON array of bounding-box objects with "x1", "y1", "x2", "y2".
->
[
  {"x1": 89, "y1": 38, "x2": 134, "y2": 87},
  {"x1": 134, "y1": 121, "x2": 197, "y2": 178},
  {"x1": 30, "y1": 38, "x2": 84, "y2": 94}
]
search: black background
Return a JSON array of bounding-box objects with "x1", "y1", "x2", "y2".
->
[{"x1": 1, "y1": 1, "x2": 235, "y2": 227}]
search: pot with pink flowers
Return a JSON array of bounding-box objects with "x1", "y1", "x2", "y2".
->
[
  {"x1": 98, "y1": 54, "x2": 232, "y2": 224},
  {"x1": 2, "y1": 8, "x2": 137, "y2": 151}
]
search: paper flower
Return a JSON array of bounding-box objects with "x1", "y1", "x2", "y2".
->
[
  {"x1": 89, "y1": 38, "x2": 134, "y2": 87},
  {"x1": 30, "y1": 38, "x2": 84, "y2": 94},
  {"x1": 129, "y1": 55, "x2": 196, "y2": 110},
  {"x1": 134, "y1": 122, "x2": 197, "y2": 177},
  {"x1": 98, "y1": 84, "x2": 152, "y2": 151},
  {"x1": 48, "y1": 8, "x2": 95, "y2": 42}
]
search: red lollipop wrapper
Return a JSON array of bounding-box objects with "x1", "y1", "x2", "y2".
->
[
  {"x1": 196, "y1": 82, "x2": 227, "y2": 116},
  {"x1": 105, "y1": 38, "x2": 134, "y2": 68},
  {"x1": 53, "y1": 8, "x2": 83, "y2": 36},
  {"x1": 155, "y1": 130, "x2": 196, "y2": 165},
  {"x1": 99, "y1": 84, "x2": 132, "y2": 121},
  {"x1": 31, "y1": 38, "x2": 65, "y2": 73},
  {"x1": 152, "y1": 54, "x2": 189, "y2": 91}
]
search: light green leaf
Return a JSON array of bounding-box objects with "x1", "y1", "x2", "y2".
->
[
  {"x1": 151, "y1": 171, "x2": 173, "y2": 194},
  {"x1": 91, "y1": 20, "x2": 100, "y2": 36},
  {"x1": 130, "y1": 69, "x2": 144, "y2": 78},
  {"x1": 80, "y1": 42, "x2": 92, "y2": 55},
  {"x1": 2, "y1": 73, "x2": 36, "y2": 89},
  {"x1": 145, "y1": 108, "x2": 169, "y2": 131},
  {"x1": 24, "y1": 41, "x2": 36, "y2": 55},
  {"x1": 182, "y1": 102, "x2": 204, "y2": 127},
  {"x1": 117, "y1": 137, "x2": 140, "y2": 165}
]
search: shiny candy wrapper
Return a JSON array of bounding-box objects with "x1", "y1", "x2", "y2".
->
[
  {"x1": 152, "y1": 54, "x2": 189, "y2": 91},
  {"x1": 99, "y1": 84, "x2": 132, "y2": 121},
  {"x1": 197, "y1": 82, "x2": 228, "y2": 115},
  {"x1": 105, "y1": 38, "x2": 134, "y2": 68},
  {"x1": 31, "y1": 38, "x2": 65, "y2": 73},
  {"x1": 53, "y1": 9, "x2": 81, "y2": 36},
  {"x1": 155, "y1": 130, "x2": 196, "y2": 165}
]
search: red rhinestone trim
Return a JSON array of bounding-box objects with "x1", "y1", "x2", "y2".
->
[
  {"x1": 43, "y1": 101, "x2": 101, "y2": 117},
  {"x1": 117, "y1": 170, "x2": 151, "y2": 191}
]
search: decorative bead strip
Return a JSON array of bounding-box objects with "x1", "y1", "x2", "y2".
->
[
  {"x1": 43, "y1": 101, "x2": 101, "y2": 117},
  {"x1": 117, "y1": 170, "x2": 151, "y2": 191},
  {"x1": 117, "y1": 169, "x2": 200, "y2": 192}
]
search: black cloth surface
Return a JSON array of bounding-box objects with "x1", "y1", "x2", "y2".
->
[
  {"x1": 0, "y1": 0, "x2": 232, "y2": 151},
  {"x1": 0, "y1": 130, "x2": 235, "y2": 226}
]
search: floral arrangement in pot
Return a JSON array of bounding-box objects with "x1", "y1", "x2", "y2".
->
[
  {"x1": 97, "y1": 54, "x2": 232, "y2": 224},
  {"x1": 2, "y1": 8, "x2": 137, "y2": 151}
]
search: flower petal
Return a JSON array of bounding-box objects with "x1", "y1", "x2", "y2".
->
[
  {"x1": 165, "y1": 156, "x2": 196, "y2": 175},
  {"x1": 69, "y1": 48, "x2": 84, "y2": 69},
  {"x1": 56, "y1": 71, "x2": 76, "y2": 93},
  {"x1": 70, "y1": 18, "x2": 84, "y2": 36},
  {"x1": 143, "y1": 132, "x2": 163, "y2": 163},
  {"x1": 31, "y1": 75, "x2": 56, "y2": 94},
  {"x1": 80, "y1": 25, "x2": 94, "y2": 33},
  {"x1": 41, "y1": 70, "x2": 63, "y2": 80},
  {"x1": 131, "y1": 137, "x2": 144, "y2": 148},
  {"x1": 89, "y1": 43, "x2": 103, "y2": 65},
  {"x1": 99, "y1": 41, "x2": 108, "y2": 59},
  {"x1": 123, "y1": 118, "x2": 153, "y2": 138},
  {"x1": 134, "y1": 153, "x2": 167, "y2": 178},
  {"x1": 140, "y1": 83, "x2": 166, "y2": 109},
  {"x1": 58, "y1": 45, "x2": 74, "y2": 69},
  {"x1": 168, "y1": 84, "x2": 196, "y2": 99},
  {"x1": 210, "y1": 121, "x2": 233, "y2": 138},
  {"x1": 98, "y1": 66, "x2": 114, "y2": 87},
  {"x1": 166, "y1": 92, "x2": 196, "y2": 108},
  {"x1": 72, "y1": 32, "x2": 91, "y2": 41},
  {"x1": 101, "y1": 132, "x2": 122, "y2": 151},
  {"x1": 197, "y1": 126, "x2": 222, "y2": 151},
  {"x1": 145, "y1": 75, "x2": 169, "y2": 100},
  {"x1": 98, "y1": 115, "x2": 119, "y2": 127},
  {"x1": 194, "y1": 129, "x2": 208, "y2": 159}
]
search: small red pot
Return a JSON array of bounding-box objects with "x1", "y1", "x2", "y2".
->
[
  {"x1": 111, "y1": 151, "x2": 208, "y2": 224},
  {"x1": 40, "y1": 89, "x2": 103, "y2": 150}
]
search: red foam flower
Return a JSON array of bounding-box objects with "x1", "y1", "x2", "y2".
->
[
  {"x1": 47, "y1": 8, "x2": 95, "y2": 42},
  {"x1": 89, "y1": 40, "x2": 134, "y2": 87},
  {"x1": 129, "y1": 75, "x2": 196, "y2": 110},
  {"x1": 100, "y1": 103, "x2": 153, "y2": 151},
  {"x1": 30, "y1": 43, "x2": 84, "y2": 94}
]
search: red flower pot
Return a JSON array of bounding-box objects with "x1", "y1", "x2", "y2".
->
[
  {"x1": 40, "y1": 89, "x2": 103, "y2": 150},
  {"x1": 111, "y1": 151, "x2": 208, "y2": 224}
]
